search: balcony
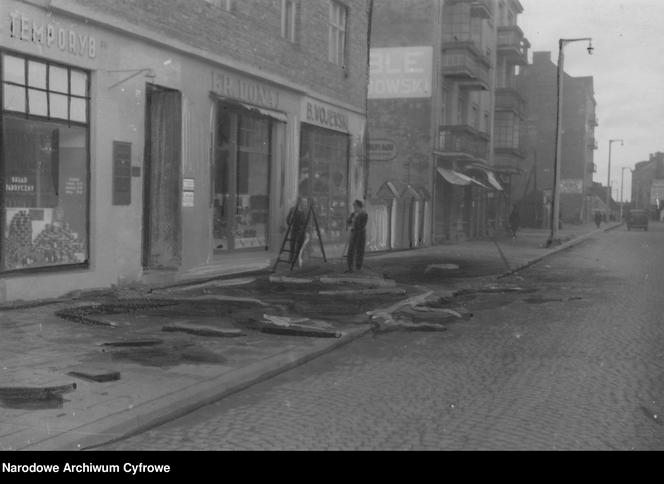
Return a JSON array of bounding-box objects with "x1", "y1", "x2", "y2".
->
[
  {"x1": 589, "y1": 115, "x2": 599, "y2": 127},
  {"x1": 588, "y1": 137, "x2": 598, "y2": 150},
  {"x1": 495, "y1": 88, "x2": 525, "y2": 115},
  {"x1": 588, "y1": 162, "x2": 597, "y2": 174},
  {"x1": 497, "y1": 26, "x2": 530, "y2": 65},
  {"x1": 441, "y1": 41, "x2": 491, "y2": 91},
  {"x1": 471, "y1": 0, "x2": 493, "y2": 19},
  {"x1": 437, "y1": 124, "x2": 490, "y2": 162}
]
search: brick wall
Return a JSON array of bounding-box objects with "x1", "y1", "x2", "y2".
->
[{"x1": 69, "y1": 0, "x2": 370, "y2": 109}]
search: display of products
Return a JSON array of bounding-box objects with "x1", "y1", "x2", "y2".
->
[
  {"x1": 4, "y1": 211, "x2": 85, "y2": 269},
  {"x1": 5, "y1": 211, "x2": 33, "y2": 269},
  {"x1": 31, "y1": 223, "x2": 85, "y2": 266}
]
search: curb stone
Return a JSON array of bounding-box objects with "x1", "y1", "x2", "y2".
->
[{"x1": 497, "y1": 222, "x2": 623, "y2": 279}]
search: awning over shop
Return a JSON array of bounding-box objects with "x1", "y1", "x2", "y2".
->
[
  {"x1": 437, "y1": 167, "x2": 488, "y2": 189},
  {"x1": 239, "y1": 102, "x2": 289, "y2": 123},
  {"x1": 486, "y1": 171, "x2": 504, "y2": 191},
  {"x1": 437, "y1": 167, "x2": 472, "y2": 186}
]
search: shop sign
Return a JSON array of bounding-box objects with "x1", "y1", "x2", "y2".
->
[
  {"x1": 212, "y1": 72, "x2": 280, "y2": 109},
  {"x1": 182, "y1": 191, "x2": 194, "y2": 208},
  {"x1": 8, "y1": 10, "x2": 97, "y2": 59},
  {"x1": 649, "y1": 179, "x2": 664, "y2": 205},
  {"x1": 303, "y1": 101, "x2": 349, "y2": 132},
  {"x1": 560, "y1": 179, "x2": 583, "y2": 194},
  {"x1": 368, "y1": 139, "x2": 397, "y2": 162},
  {"x1": 5, "y1": 176, "x2": 34, "y2": 193},
  {"x1": 368, "y1": 46, "x2": 433, "y2": 99},
  {"x1": 183, "y1": 178, "x2": 195, "y2": 191}
]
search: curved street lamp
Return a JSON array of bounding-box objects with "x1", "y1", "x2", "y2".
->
[{"x1": 548, "y1": 37, "x2": 593, "y2": 247}]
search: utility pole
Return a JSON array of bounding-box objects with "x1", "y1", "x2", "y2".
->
[
  {"x1": 548, "y1": 37, "x2": 594, "y2": 247},
  {"x1": 607, "y1": 139, "x2": 623, "y2": 220},
  {"x1": 620, "y1": 166, "x2": 630, "y2": 221}
]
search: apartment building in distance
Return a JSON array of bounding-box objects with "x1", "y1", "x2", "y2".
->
[
  {"x1": 516, "y1": 51, "x2": 598, "y2": 227},
  {"x1": 0, "y1": 0, "x2": 372, "y2": 302},
  {"x1": 366, "y1": 0, "x2": 528, "y2": 251}
]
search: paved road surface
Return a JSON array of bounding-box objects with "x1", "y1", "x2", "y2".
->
[{"x1": 102, "y1": 223, "x2": 664, "y2": 450}]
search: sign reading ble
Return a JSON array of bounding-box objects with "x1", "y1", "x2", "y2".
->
[{"x1": 368, "y1": 46, "x2": 433, "y2": 99}]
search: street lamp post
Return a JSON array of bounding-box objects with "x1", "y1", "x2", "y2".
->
[
  {"x1": 607, "y1": 139, "x2": 624, "y2": 221},
  {"x1": 548, "y1": 37, "x2": 594, "y2": 247},
  {"x1": 620, "y1": 166, "x2": 630, "y2": 221}
]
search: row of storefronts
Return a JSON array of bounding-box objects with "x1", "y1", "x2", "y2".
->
[{"x1": 0, "y1": 0, "x2": 367, "y2": 301}]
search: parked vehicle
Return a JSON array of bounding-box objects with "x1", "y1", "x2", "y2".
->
[{"x1": 627, "y1": 209, "x2": 649, "y2": 231}]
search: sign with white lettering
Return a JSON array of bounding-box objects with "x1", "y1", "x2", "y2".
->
[
  {"x1": 302, "y1": 100, "x2": 349, "y2": 132},
  {"x1": 368, "y1": 46, "x2": 433, "y2": 99},
  {"x1": 212, "y1": 72, "x2": 280, "y2": 109},
  {"x1": 368, "y1": 139, "x2": 397, "y2": 162},
  {"x1": 183, "y1": 178, "x2": 195, "y2": 191},
  {"x1": 560, "y1": 179, "x2": 583, "y2": 194},
  {"x1": 8, "y1": 10, "x2": 97, "y2": 59},
  {"x1": 182, "y1": 191, "x2": 194, "y2": 208},
  {"x1": 5, "y1": 176, "x2": 34, "y2": 193}
]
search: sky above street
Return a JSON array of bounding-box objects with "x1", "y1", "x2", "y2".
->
[{"x1": 519, "y1": 0, "x2": 664, "y2": 201}]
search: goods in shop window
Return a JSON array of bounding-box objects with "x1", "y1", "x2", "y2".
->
[{"x1": 5, "y1": 210, "x2": 33, "y2": 269}]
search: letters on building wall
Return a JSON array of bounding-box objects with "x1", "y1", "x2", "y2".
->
[{"x1": 8, "y1": 11, "x2": 97, "y2": 59}]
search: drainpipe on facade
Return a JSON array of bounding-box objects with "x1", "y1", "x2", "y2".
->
[
  {"x1": 429, "y1": 0, "x2": 445, "y2": 246},
  {"x1": 488, "y1": 0, "x2": 499, "y2": 234},
  {"x1": 364, "y1": 0, "x2": 374, "y2": 201}
]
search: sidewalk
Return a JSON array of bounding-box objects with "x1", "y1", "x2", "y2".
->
[{"x1": 0, "y1": 222, "x2": 620, "y2": 450}]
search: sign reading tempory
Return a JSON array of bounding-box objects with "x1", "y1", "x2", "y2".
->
[{"x1": 369, "y1": 46, "x2": 433, "y2": 99}]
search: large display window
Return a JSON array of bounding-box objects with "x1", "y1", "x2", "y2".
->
[
  {"x1": 213, "y1": 102, "x2": 272, "y2": 251},
  {"x1": 1, "y1": 53, "x2": 89, "y2": 271},
  {"x1": 298, "y1": 124, "x2": 349, "y2": 244}
]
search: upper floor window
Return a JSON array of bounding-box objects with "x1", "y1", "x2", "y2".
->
[
  {"x1": 282, "y1": 0, "x2": 297, "y2": 42},
  {"x1": 328, "y1": 1, "x2": 348, "y2": 66}
]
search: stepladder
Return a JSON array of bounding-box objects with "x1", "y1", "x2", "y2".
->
[{"x1": 272, "y1": 199, "x2": 327, "y2": 272}]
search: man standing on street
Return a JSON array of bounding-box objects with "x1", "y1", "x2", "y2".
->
[
  {"x1": 346, "y1": 199, "x2": 368, "y2": 273},
  {"x1": 286, "y1": 198, "x2": 307, "y2": 265}
]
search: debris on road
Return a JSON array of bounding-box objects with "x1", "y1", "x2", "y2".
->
[
  {"x1": 162, "y1": 323, "x2": 246, "y2": 337},
  {"x1": 268, "y1": 275, "x2": 314, "y2": 284},
  {"x1": 318, "y1": 287, "x2": 407, "y2": 296},
  {"x1": 424, "y1": 263, "x2": 460, "y2": 273},
  {"x1": 319, "y1": 275, "x2": 397, "y2": 288},
  {"x1": 67, "y1": 367, "x2": 121, "y2": 383},
  {"x1": 153, "y1": 277, "x2": 256, "y2": 294},
  {"x1": 99, "y1": 339, "x2": 164, "y2": 347}
]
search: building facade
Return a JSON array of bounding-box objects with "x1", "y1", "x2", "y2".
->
[
  {"x1": 632, "y1": 152, "x2": 664, "y2": 218},
  {"x1": 516, "y1": 51, "x2": 598, "y2": 227},
  {"x1": 366, "y1": 0, "x2": 525, "y2": 251},
  {"x1": 0, "y1": 0, "x2": 371, "y2": 302}
]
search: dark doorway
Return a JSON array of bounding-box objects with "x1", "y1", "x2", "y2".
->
[{"x1": 143, "y1": 85, "x2": 182, "y2": 269}]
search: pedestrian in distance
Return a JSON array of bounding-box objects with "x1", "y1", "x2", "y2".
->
[
  {"x1": 345, "y1": 199, "x2": 368, "y2": 273},
  {"x1": 508, "y1": 204, "x2": 520, "y2": 240},
  {"x1": 286, "y1": 198, "x2": 307, "y2": 265},
  {"x1": 594, "y1": 211, "x2": 602, "y2": 229}
]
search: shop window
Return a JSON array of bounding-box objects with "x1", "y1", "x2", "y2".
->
[
  {"x1": 1, "y1": 53, "x2": 89, "y2": 272},
  {"x1": 299, "y1": 124, "x2": 349, "y2": 244},
  {"x1": 213, "y1": 103, "x2": 273, "y2": 252}
]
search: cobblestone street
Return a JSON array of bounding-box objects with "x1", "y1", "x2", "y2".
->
[{"x1": 102, "y1": 225, "x2": 664, "y2": 450}]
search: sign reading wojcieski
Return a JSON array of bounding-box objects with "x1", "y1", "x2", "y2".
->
[{"x1": 368, "y1": 46, "x2": 433, "y2": 99}]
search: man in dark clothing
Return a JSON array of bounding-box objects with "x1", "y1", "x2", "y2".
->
[
  {"x1": 286, "y1": 198, "x2": 307, "y2": 264},
  {"x1": 346, "y1": 199, "x2": 368, "y2": 273},
  {"x1": 594, "y1": 211, "x2": 602, "y2": 228}
]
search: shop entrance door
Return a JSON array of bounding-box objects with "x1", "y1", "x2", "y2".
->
[{"x1": 142, "y1": 85, "x2": 182, "y2": 269}]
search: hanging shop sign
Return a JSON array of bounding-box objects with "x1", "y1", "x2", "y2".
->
[
  {"x1": 560, "y1": 179, "x2": 583, "y2": 194},
  {"x1": 302, "y1": 100, "x2": 349, "y2": 132},
  {"x1": 368, "y1": 138, "x2": 397, "y2": 162},
  {"x1": 7, "y1": 10, "x2": 97, "y2": 59},
  {"x1": 368, "y1": 46, "x2": 433, "y2": 99},
  {"x1": 212, "y1": 72, "x2": 280, "y2": 110}
]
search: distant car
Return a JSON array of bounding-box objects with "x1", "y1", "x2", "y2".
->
[{"x1": 627, "y1": 209, "x2": 649, "y2": 231}]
